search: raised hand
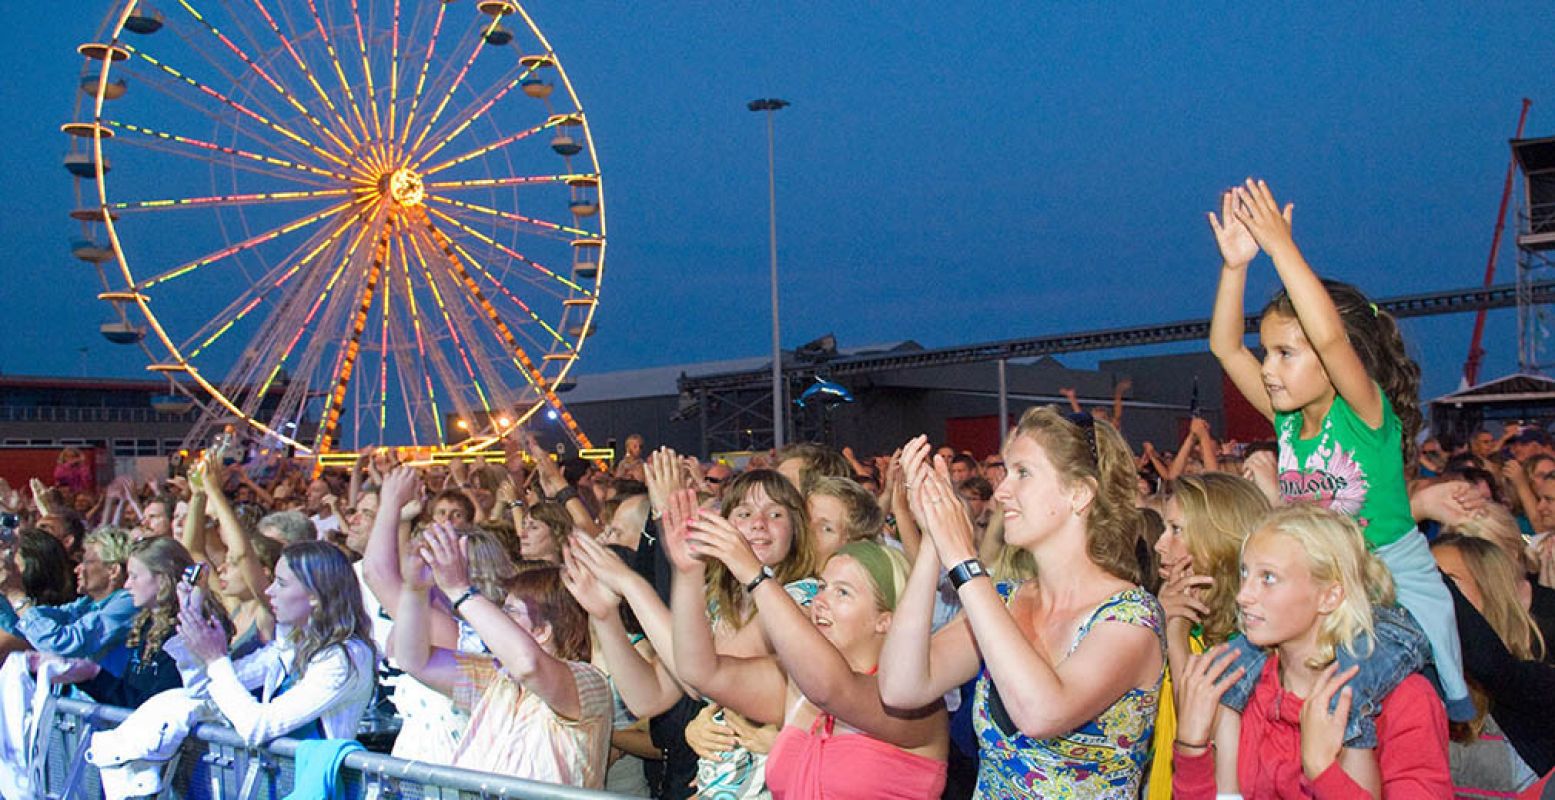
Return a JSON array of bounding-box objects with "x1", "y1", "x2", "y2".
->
[
  {"x1": 567, "y1": 530, "x2": 642, "y2": 593},
  {"x1": 680, "y1": 456, "x2": 709, "y2": 494},
  {"x1": 493, "y1": 475, "x2": 518, "y2": 512},
  {"x1": 687, "y1": 508, "x2": 762, "y2": 584},
  {"x1": 1208, "y1": 187, "x2": 1260, "y2": 268},
  {"x1": 401, "y1": 546, "x2": 435, "y2": 592},
  {"x1": 1230, "y1": 178, "x2": 1295, "y2": 255},
  {"x1": 1174, "y1": 644, "x2": 1246, "y2": 749},
  {"x1": 177, "y1": 593, "x2": 230, "y2": 665},
  {"x1": 1241, "y1": 450, "x2": 1280, "y2": 505},
  {"x1": 419, "y1": 524, "x2": 473, "y2": 595},
  {"x1": 660, "y1": 488, "x2": 705, "y2": 574},
  {"x1": 898, "y1": 435, "x2": 934, "y2": 524},
  {"x1": 30, "y1": 478, "x2": 56, "y2": 516},
  {"x1": 644, "y1": 447, "x2": 684, "y2": 514},
  {"x1": 381, "y1": 466, "x2": 424, "y2": 523},
  {"x1": 1410, "y1": 479, "x2": 1487, "y2": 526},
  {"x1": 915, "y1": 457, "x2": 978, "y2": 567},
  {"x1": 1299, "y1": 663, "x2": 1358, "y2": 780},
  {"x1": 562, "y1": 546, "x2": 622, "y2": 620}
]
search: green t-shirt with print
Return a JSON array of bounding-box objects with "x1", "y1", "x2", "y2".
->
[{"x1": 1275, "y1": 390, "x2": 1413, "y2": 549}]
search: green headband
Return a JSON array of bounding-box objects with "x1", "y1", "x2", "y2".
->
[{"x1": 833, "y1": 540, "x2": 904, "y2": 612}]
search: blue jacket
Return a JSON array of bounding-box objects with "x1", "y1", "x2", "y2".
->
[{"x1": 18, "y1": 589, "x2": 137, "y2": 667}]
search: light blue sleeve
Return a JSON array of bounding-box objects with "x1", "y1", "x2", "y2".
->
[
  {"x1": 0, "y1": 594, "x2": 18, "y2": 635},
  {"x1": 17, "y1": 590, "x2": 138, "y2": 659}
]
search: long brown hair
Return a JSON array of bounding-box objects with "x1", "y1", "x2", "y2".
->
[
  {"x1": 1168, "y1": 473, "x2": 1271, "y2": 646},
  {"x1": 281, "y1": 541, "x2": 376, "y2": 681},
  {"x1": 18, "y1": 529, "x2": 75, "y2": 605},
  {"x1": 706, "y1": 470, "x2": 818, "y2": 630},
  {"x1": 1010, "y1": 406, "x2": 1143, "y2": 582},
  {"x1": 125, "y1": 538, "x2": 229, "y2": 660},
  {"x1": 1262, "y1": 279, "x2": 1422, "y2": 471},
  {"x1": 1432, "y1": 534, "x2": 1544, "y2": 661}
]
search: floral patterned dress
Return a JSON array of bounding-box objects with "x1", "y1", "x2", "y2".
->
[{"x1": 972, "y1": 584, "x2": 1165, "y2": 799}]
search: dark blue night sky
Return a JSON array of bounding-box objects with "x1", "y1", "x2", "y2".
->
[{"x1": 3, "y1": 2, "x2": 1552, "y2": 406}]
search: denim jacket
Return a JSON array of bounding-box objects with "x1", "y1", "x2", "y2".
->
[{"x1": 1219, "y1": 603, "x2": 1430, "y2": 748}]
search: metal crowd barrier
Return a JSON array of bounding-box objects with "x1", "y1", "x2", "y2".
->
[{"x1": 41, "y1": 698, "x2": 627, "y2": 800}]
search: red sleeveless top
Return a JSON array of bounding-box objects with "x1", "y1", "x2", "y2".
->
[{"x1": 765, "y1": 711, "x2": 947, "y2": 799}]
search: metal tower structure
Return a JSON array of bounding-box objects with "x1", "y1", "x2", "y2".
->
[{"x1": 1515, "y1": 137, "x2": 1555, "y2": 373}]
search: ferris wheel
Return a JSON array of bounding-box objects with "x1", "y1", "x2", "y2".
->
[{"x1": 64, "y1": 0, "x2": 605, "y2": 458}]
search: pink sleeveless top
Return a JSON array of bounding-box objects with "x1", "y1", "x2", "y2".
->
[{"x1": 766, "y1": 710, "x2": 947, "y2": 799}]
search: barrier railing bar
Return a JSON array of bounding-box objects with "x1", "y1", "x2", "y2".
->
[
  {"x1": 54, "y1": 714, "x2": 96, "y2": 800},
  {"x1": 50, "y1": 698, "x2": 629, "y2": 800}
]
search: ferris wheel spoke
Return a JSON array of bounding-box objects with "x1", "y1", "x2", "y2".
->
[
  {"x1": 244, "y1": 0, "x2": 364, "y2": 150},
  {"x1": 411, "y1": 57, "x2": 542, "y2": 167},
  {"x1": 122, "y1": 44, "x2": 349, "y2": 168},
  {"x1": 425, "y1": 194, "x2": 595, "y2": 239},
  {"x1": 155, "y1": 20, "x2": 331, "y2": 162},
  {"x1": 415, "y1": 212, "x2": 569, "y2": 404},
  {"x1": 406, "y1": 14, "x2": 506, "y2": 156},
  {"x1": 427, "y1": 206, "x2": 588, "y2": 298},
  {"x1": 105, "y1": 60, "x2": 341, "y2": 175},
  {"x1": 372, "y1": 241, "x2": 395, "y2": 439},
  {"x1": 441, "y1": 234, "x2": 574, "y2": 358},
  {"x1": 110, "y1": 187, "x2": 352, "y2": 214},
  {"x1": 392, "y1": 238, "x2": 452, "y2": 444},
  {"x1": 211, "y1": 218, "x2": 369, "y2": 431},
  {"x1": 403, "y1": 229, "x2": 498, "y2": 419},
  {"x1": 104, "y1": 140, "x2": 333, "y2": 193},
  {"x1": 104, "y1": 120, "x2": 348, "y2": 184},
  {"x1": 156, "y1": 5, "x2": 357, "y2": 161},
  {"x1": 423, "y1": 172, "x2": 588, "y2": 192},
  {"x1": 313, "y1": 220, "x2": 393, "y2": 454},
  {"x1": 303, "y1": 0, "x2": 373, "y2": 143},
  {"x1": 345, "y1": 0, "x2": 384, "y2": 141},
  {"x1": 138, "y1": 199, "x2": 356, "y2": 289},
  {"x1": 183, "y1": 214, "x2": 360, "y2": 357},
  {"x1": 241, "y1": 209, "x2": 383, "y2": 426},
  {"x1": 396, "y1": 1, "x2": 448, "y2": 154},
  {"x1": 425, "y1": 269, "x2": 527, "y2": 429},
  {"x1": 385, "y1": 0, "x2": 404, "y2": 147},
  {"x1": 418, "y1": 122, "x2": 548, "y2": 177}
]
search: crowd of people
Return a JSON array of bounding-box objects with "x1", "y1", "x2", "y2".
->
[{"x1": 3, "y1": 180, "x2": 1555, "y2": 798}]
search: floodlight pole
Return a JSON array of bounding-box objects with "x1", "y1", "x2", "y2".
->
[{"x1": 750, "y1": 98, "x2": 790, "y2": 449}]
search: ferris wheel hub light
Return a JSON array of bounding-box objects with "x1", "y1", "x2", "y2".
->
[{"x1": 380, "y1": 167, "x2": 425, "y2": 208}]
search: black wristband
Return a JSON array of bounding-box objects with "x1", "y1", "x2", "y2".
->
[
  {"x1": 450, "y1": 586, "x2": 480, "y2": 614},
  {"x1": 744, "y1": 565, "x2": 775, "y2": 593},
  {"x1": 947, "y1": 558, "x2": 989, "y2": 590},
  {"x1": 550, "y1": 486, "x2": 579, "y2": 505}
]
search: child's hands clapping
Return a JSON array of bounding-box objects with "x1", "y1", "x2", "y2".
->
[
  {"x1": 1208, "y1": 188, "x2": 1260, "y2": 269},
  {"x1": 1230, "y1": 178, "x2": 1295, "y2": 255}
]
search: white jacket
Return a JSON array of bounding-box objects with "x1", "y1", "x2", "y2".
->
[
  {"x1": 184, "y1": 634, "x2": 377, "y2": 747},
  {"x1": 0, "y1": 652, "x2": 68, "y2": 800}
]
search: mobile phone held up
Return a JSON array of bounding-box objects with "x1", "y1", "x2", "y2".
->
[{"x1": 182, "y1": 562, "x2": 206, "y2": 587}]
